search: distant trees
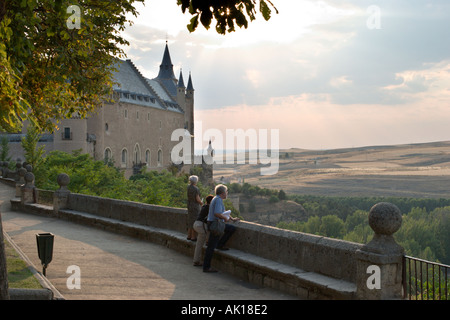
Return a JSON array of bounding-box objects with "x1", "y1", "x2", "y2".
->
[{"x1": 277, "y1": 197, "x2": 450, "y2": 265}]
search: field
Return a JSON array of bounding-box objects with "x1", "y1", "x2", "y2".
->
[{"x1": 213, "y1": 141, "x2": 450, "y2": 199}]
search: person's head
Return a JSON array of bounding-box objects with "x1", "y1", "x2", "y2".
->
[
  {"x1": 215, "y1": 184, "x2": 228, "y2": 199},
  {"x1": 188, "y1": 175, "x2": 198, "y2": 185},
  {"x1": 205, "y1": 194, "x2": 214, "y2": 204}
]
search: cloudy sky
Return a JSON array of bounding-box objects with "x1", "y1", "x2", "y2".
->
[{"x1": 120, "y1": 0, "x2": 450, "y2": 150}]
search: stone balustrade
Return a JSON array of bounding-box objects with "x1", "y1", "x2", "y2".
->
[{"x1": 3, "y1": 171, "x2": 406, "y2": 300}]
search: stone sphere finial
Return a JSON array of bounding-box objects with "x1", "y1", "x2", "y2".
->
[
  {"x1": 24, "y1": 172, "x2": 35, "y2": 184},
  {"x1": 368, "y1": 202, "x2": 402, "y2": 236},
  {"x1": 57, "y1": 173, "x2": 70, "y2": 188},
  {"x1": 18, "y1": 167, "x2": 27, "y2": 177}
]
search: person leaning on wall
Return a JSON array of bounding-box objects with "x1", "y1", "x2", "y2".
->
[
  {"x1": 203, "y1": 184, "x2": 240, "y2": 273},
  {"x1": 187, "y1": 175, "x2": 203, "y2": 241},
  {"x1": 192, "y1": 194, "x2": 214, "y2": 267}
]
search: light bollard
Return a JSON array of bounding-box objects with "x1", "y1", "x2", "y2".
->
[{"x1": 36, "y1": 233, "x2": 54, "y2": 276}]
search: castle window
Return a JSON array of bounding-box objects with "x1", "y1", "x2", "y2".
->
[
  {"x1": 134, "y1": 144, "x2": 141, "y2": 164},
  {"x1": 124, "y1": 109, "x2": 128, "y2": 118},
  {"x1": 62, "y1": 127, "x2": 72, "y2": 140},
  {"x1": 157, "y1": 149, "x2": 162, "y2": 167},
  {"x1": 105, "y1": 123, "x2": 108, "y2": 131},
  {"x1": 104, "y1": 148, "x2": 112, "y2": 163},
  {"x1": 136, "y1": 111, "x2": 139, "y2": 119},
  {"x1": 121, "y1": 148, "x2": 128, "y2": 166},
  {"x1": 145, "y1": 150, "x2": 150, "y2": 166}
]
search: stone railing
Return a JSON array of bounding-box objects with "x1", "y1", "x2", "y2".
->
[{"x1": 6, "y1": 172, "x2": 406, "y2": 300}]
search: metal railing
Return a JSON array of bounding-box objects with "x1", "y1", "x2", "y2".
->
[{"x1": 403, "y1": 255, "x2": 449, "y2": 300}]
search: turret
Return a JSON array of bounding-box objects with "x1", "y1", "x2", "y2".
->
[
  {"x1": 186, "y1": 72, "x2": 194, "y2": 99},
  {"x1": 177, "y1": 69, "x2": 186, "y2": 110}
]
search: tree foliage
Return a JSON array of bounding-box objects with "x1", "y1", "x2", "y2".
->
[
  {"x1": 277, "y1": 195, "x2": 450, "y2": 265},
  {"x1": 0, "y1": 0, "x2": 143, "y2": 132},
  {"x1": 21, "y1": 124, "x2": 45, "y2": 170},
  {"x1": 35, "y1": 150, "x2": 215, "y2": 209},
  {"x1": 177, "y1": 0, "x2": 278, "y2": 34}
]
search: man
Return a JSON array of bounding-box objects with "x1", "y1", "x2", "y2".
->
[{"x1": 203, "y1": 184, "x2": 240, "y2": 273}]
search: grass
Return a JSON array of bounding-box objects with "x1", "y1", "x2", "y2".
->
[{"x1": 4, "y1": 239, "x2": 43, "y2": 289}]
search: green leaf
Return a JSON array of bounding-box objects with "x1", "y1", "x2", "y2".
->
[
  {"x1": 187, "y1": 15, "x2": 199, "y2": 33},
  {"x1": 260, "y1": 0, "x2": 271, "y2": 21}
]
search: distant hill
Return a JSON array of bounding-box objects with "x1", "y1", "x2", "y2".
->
[{"x1": 213, "y1": 140, "x2": 450, "y2": 199}]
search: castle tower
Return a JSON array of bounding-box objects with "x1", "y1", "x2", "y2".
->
[
  {"x1": 157, "y1": 42, "x2": 176, "y2": 80},
  {"x1": 155, "y1": 42, "x2": 178, "y2": 98},
  {"x1": 185, "y1": 72, "x2": 195, "y2": 135},
  {"x1": 177, "y1": 69, "x2": 186, "y2": 112}
]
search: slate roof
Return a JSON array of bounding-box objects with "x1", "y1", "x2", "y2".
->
[{"x1": 111, "y1": 43, "x2": 187, "y2": 114}]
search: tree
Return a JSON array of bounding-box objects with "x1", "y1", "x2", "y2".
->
[
  {"x1": 0, "y1": 0, "x2": 144, "y2": 133},
  {"x1": 0, "y1": 136, "x2": 10, "y2": 161},
  {"x1": 177, "y1": 0, "x2": 278, "y2": 34},
  {"x1": 319, "y1": 215, "x2": 345, "y2": 239},
  {"x1": 0, "y1": 0, "x2": 144, "y2": 300},
  {"x1": 21, "y1": 124, "x2": 45, "y2": 170}
]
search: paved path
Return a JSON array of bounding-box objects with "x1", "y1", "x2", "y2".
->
[{"x1": 0, "y1": 183, "x2": 296, "y2": 300}]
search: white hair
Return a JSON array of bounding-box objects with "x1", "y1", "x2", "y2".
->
[{"x1": 189, "y1": 175, "x2": 198, "y2": 184}]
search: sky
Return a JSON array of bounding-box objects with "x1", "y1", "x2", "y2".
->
[{"x1": 120, "y1": 0, "x2": 450, "y2": 150}]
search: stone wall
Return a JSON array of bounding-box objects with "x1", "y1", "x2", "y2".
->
[
  {"x1": 4, "y1": 171, "x2": 406, "y2": 300},
  {"x1": 63, "y1": 191, "x2": 363, "y2": 283}
]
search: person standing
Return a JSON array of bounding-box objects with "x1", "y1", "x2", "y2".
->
[
  {"x1": 192, "y1": 194, "x2": 214, "y2": 266},
  {"x1": 203, "y1": 184, "x2": 239, "y2": 273},
  {"x1": 187, "y1": 175, "x2": 202, "y2": 241}
]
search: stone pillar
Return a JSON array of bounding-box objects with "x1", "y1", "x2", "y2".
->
[
  {"x1": 2, "y1": 162, "x2": 9, "y2": 179},
  {"x1": 21, "y1": 172, "x2": 36, "y2": 204},
  {"x1": 53, "y1": 173, "x2": 70, "y2": 213},
  {"x1": 14, "y1": 163, "x2": 22, "y2": 182},
  {"x1": 15, "y1": 167, "x2": 27, "y2": 197},
  {"x1": 356, "y1": 202, "x2": 405, "y2": 300}
]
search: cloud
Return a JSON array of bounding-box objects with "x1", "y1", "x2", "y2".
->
[
  {"x1": 121, "y1": 0, "x2": 450, "y2": 149},
  {"x1": 196, "y1": 91, "x2": 450, "y2": 149}
]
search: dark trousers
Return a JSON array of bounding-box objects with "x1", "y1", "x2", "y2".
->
[{"x1": 203, "y1": 223, "x2": 236, "y2": 271}]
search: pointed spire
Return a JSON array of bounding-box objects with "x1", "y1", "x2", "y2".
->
[
  {"x1": 178, "y1": 69, "x2": 185, "y2": 88},
  {"x1": 157, "y1": 42, "x2": 176, "y2": 80},
  {"x1": 186, "y1": 72, "x2": 194, "y2": 91}
]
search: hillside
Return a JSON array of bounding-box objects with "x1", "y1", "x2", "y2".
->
[{"x1": 213, "y1": 141, "x2": 450, "y2": 199}]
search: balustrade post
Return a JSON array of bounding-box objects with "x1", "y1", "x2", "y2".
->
[
  {"x1": 53, "y1": 173, "x2": 70, "y2": 213},
  {"x1": 21, "y1": 172, "x2": 36, "y2": 204},
  {"x1": 16, "y1": 167, "x2": 27, "y2": 197},
  {"x1": 356, "y1": 202, "x2": 405, "y2": 299}
]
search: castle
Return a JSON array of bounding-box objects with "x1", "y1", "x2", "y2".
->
[{"x1": 5, "y1": 43, "x2": 202, "y2": 179}]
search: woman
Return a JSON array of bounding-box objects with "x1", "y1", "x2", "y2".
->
[
  {"x1": 192, "y1": 194, "x2": 214, "y2": 266},
  {"x1": 186, "y1": 175, "x2": 202, "y2": 241}
]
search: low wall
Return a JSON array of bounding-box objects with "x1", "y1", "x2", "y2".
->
[
  {"x1": 67, "y1": 193, "x2": 188, "y2": 234},
  {"x1": 5, "y1": 173, "x2": 405, "y2": 300},
  {"x1": 65, "y1": 192, "x2": 362, "y2": 283}
]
